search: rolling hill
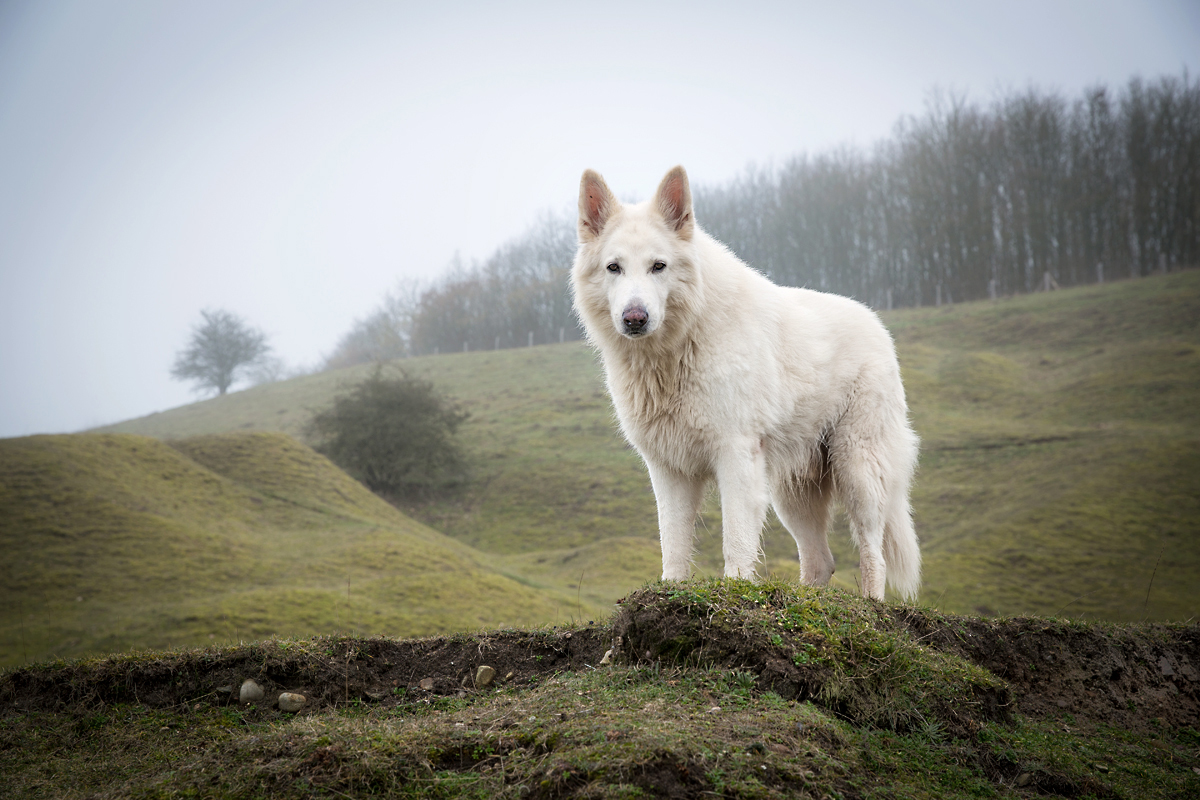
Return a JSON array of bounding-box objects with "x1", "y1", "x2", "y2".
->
[
  {"x1": 93, "y1": 270, "x2": 1200, "y2": 623},
  {"x1": 0, "y1": 432, "x2": 598, "y2": 667}
]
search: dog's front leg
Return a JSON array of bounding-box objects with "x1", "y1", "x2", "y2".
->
[
  {"x1": 716, "y1": 438, "x2": 769, "y2": 578},
  {"x1": 646, "y1": 461, "x2": 705, "y2": 581}
]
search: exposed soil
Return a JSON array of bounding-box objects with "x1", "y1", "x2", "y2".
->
[
  {"x1": 887, "y1": 608, "x2": 1200, "y2": 733},
  {"x1": 1, "y1": 627, "x2": 609, "y2": 715}
]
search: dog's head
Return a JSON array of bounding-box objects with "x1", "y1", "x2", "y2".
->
[{"x1": 571, "y1": 166, "x2": 702, "y2": 346}]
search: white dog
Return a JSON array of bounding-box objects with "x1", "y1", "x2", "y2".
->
[{"x1": 570, "y1": 166, "x2": 920, "y2": 600}]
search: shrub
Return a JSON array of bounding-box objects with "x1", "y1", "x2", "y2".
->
[{"x1": 306, "y1": 368, "x2": 468, "y2": 498}]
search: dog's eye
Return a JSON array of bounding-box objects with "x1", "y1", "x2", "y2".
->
[
  {"x1": 652, "y1": 261, "x2": 666, "y2": 273},
  {"x1": 606, "y1": 262, "x2": 621, "y2": 273}
]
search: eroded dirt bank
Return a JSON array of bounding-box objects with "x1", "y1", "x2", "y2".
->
[{"x1": 4, "y1": 585, "x2": 1196, "y2": 735}]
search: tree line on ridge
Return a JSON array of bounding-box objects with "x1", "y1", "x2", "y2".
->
[{"x1": 327, "y1": 71, "x2": 1199, "y2": 365}]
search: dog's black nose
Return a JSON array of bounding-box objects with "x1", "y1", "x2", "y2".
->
[{"x1": 622, "y1": 305, "x2": 649, "y2": 334}]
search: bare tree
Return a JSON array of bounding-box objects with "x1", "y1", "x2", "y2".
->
[
  {"x1": 324, "y1": 278, "x2": 423, "y2": 370},
  {"x1": 171, "y1": 309, "x2": 271, "y2": 395}
]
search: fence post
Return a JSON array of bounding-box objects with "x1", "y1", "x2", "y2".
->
[
  {"x1": 1096, "y1": 262, "x2": 1103, "y2": 284},
  {"x1": 886, "y1": 288, "x2": 893, "y2": 310},
  {"x1": 463, "y1": 341, "x2": 468, "y2": 353},
  {"x1": 935, "y1": 284, "x2": 942, "y2": 307},
  {"x1": 528, "y1": 331, "x2": 533, "y2": 348},
  {"x1": 559, "y1": 327, "x2": 564, "y2": 344},
  {"x1": 988, "y1": 278, "x2": 997, "y2": 302},
  {"x1": 495, "y1": 335, "x2": 500, "y2": 350}
]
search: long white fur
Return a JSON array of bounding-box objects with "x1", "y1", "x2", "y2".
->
[{"x1": 570, "y1": 165, "x2": 921, "y2": 601}]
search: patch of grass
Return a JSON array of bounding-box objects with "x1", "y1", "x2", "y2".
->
[{"x1": 93, "y1": 270, "x2": 1200, "y2": 622}]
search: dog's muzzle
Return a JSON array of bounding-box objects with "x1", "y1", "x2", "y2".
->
[{"x1": 622, "y1": 305, "x2": 649, "y2": 336}]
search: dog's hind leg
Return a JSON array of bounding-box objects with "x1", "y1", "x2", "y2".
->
[
  {"x1": 647, "y1": 461, "x2": 706, "y2": 581},
  {"x1": 828, "y1": 435, "x2": 890, "y2": 600},
  {"x1": 772, "y1": 476, "x2": 835, "y2": 587},
  {"x1": 833, "y1": 405, "x2": 921, "y2": 601}
]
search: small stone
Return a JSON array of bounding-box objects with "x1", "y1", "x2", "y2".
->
[
  {"x1": 599, "y1": 649, "x2": 613, "y2": 666},
  {"x1": 1094, "y1": 763, "x2": 1109, "y2": 773},
  {"x1": 419, "y1": 678, "x2": 434, "y2": 691},
  {"x1": 278, "y1": 692, "x2": 306, "y2": 712},
  {"x1": 707, "y1": 706, "x2": 721, "y2": 714},
  {"x1": 239, "y1": 679, "x2": 264, "y2": 703},
  {"x1": 1015, "y1": 772, "x2": 1032, "y2": 787},
  {"x1": 505, "y1": 671, "x2": 514, "y2": 680},
  {"x1": 216, "y1": 685, "x2": 234, "y2": 695},
  {"x1": 475, "y1": 665, "x2": 496, "y2": 688},
  {"x1": 1158, "y1": 656, "x2": 1175, "y2": 677},
  {"x1": 1056, "y1": 699, "x2": 1071, "y2": 708}
]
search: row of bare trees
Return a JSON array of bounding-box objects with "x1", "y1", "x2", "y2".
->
[
  {"x1": 326, "y1": 213, "x2": 579, "y2": 365},
  {"x1": 409, "y1": 213, "x2": 579, "y2": 355},
  {"x1": 698, "y1": 72, "x2": 1200, "y2": 308},
  {"x1": 327, "y1": 72, "x2": 1199, "y2": 364}
]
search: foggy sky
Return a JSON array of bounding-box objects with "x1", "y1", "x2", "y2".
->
[{"x1": 1, "y1": 0, "x2": 1197, "y2": 437}]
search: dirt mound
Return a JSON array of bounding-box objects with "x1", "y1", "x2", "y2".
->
[{"x1": 612, "y1": 585, "x2": 1011, "y2": 736}]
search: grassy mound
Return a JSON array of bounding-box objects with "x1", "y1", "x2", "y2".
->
[
  {"x1": 615, "y1": 581, "x2": 1011, "y2": 736},
  {"x1": 95, "y1": 271, "x2": 1200, "y2": 622},
  {"x1": 0, "y1": 432, "x2": 598, "y2": 668},
  {"x1": 3, "y1": 580, "x2": 1198, "y2": 798}
]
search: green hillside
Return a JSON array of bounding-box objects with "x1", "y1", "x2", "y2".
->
[
  {"x1": 0, "y1": 432, "x2": 596, "y2": 668},
  {"x1": 97, "y1": 270, "x2": 1200, "y2": 622}
]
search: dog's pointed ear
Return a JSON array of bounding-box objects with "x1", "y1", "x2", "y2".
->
[
  {"x1": 654, "y1": 165, "x2": 693, "y2": 240},
  {"x1": 578, "y1": 169, "x2": 618, "y2": 243}
]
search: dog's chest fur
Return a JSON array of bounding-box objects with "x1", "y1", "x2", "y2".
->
[{"x1": 601, "y1": 338, "x2": 717, "y2": 476}]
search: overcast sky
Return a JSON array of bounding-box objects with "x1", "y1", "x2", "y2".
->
[{"x1": 1, "y1": 0, "x2": 1197, "y2": 437}]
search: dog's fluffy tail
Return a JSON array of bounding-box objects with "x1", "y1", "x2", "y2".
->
[{"x1": 884, "y1": 501, "x2": 922, "y2": 602}]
